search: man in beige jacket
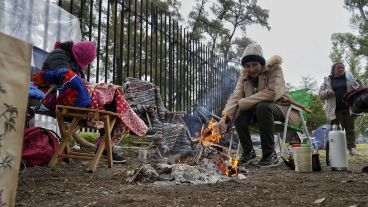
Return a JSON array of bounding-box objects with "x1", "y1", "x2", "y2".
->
[{"x1": 221, "y1": 43, "x2": 299, "y2": 167}]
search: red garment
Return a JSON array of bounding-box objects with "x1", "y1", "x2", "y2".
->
[
  {"x1": 89, "y1": 84, "x2": 116, "y2": 110},
  {"x1": 87, "y1": 83, "x2": 148, "y2": 137}
]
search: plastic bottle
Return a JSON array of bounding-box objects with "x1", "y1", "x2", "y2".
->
[{"x1": 346, "y1": 71, "x2": 360, "y2": 89}]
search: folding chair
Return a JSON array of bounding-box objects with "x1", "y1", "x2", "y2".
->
[
  {"x1": 274, "y1": 89, "x2": 313, "y2": 155},
  {"x1": 48, "y1": 105, "x2": 117, "y2": 172}
]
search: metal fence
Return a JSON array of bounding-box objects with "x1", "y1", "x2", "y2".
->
[{"x1": 57, "y1": 0, "x2": 238, "y2": 115}]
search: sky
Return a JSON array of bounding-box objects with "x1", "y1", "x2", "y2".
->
[{"x1": 179, "y1": 0, "x2": 353, "y2": 87}]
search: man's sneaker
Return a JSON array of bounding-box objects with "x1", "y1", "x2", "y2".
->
[
  {"x1": 239, "y1": 150, "x2": 257, "y2": 164},
  {"x1": 349, "y1": 148, "x2": 362, "y2": 156},
  {"x1": 112, "y1": 150, "x2": 126, "y2": 163},
  {"x1": 145, "y1": 129, "x2": 157, "y2": 138},
  {"x1": 257, "y1": 151, "x2": 280, "y2": 167}
]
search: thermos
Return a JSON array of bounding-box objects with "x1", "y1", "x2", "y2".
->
[{"x1": 328, "y1": 124, "x2": 348, "y2": 171}]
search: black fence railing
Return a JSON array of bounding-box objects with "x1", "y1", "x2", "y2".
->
[{"x1": 57, "y1": 0, "x2": 238, "y2": 115}]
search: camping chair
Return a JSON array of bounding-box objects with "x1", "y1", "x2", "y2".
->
[
  {"x1": 247, "y1": 89, "x2": 313, "y2": 158},
  {"x1": 123, "y1": 77, "x2": 191, "y2": 158},
  {"x1": 274, "y1": 89, "x2": 313, "y2": 155}
]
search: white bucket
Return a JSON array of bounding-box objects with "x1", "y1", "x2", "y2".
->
[{"x1": 293, "y1": 147, "x2": 313, "y2": 172}]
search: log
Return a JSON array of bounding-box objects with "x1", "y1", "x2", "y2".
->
[{"x1": 72, "y1": 132, "x2": 96, "y2": 149}]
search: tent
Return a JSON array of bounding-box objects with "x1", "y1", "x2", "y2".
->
[{"x1": 311, "y1": 125, "x2": 330, "y2": 150}]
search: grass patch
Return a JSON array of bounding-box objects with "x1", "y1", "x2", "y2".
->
[
  {"x1": 122, "y1": 133, "x2": 134, "y2": 145},
  {"x1": 79, "y1": 132, "x2": 99, "y2": 143},
  {"x1": 357, "y1": 144, "x2": 368, "y2": 151}
]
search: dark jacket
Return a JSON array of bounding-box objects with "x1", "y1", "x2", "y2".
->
[{"x1": 42, "y1": 41, "x2": 85, "y2": 79}]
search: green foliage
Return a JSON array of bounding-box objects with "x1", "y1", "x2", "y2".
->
[
  {"x1": 356, "y1": 114, "x2": 368, "y2": 136},
  {"x1": 187, "y1": 0, "x2": 270, "y2": 63},
  {"x1": 330, "y1": 2, "x2": 368, "y2": 74},
  {"x1": 307, "y1": 95, "x2": 327, "y2": 130},
  {"x1": 122, "y1": 133, "x2": 134, "y2": 145}
]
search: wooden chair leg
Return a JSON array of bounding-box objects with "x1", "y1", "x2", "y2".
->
[
  {"x1": 104, "y1": 116, "x2": 113, "y2": 168},
  {"x1": 49, "y1": 133, "x2": 69, "y2": 168},
  {"x1": 49, "y1": 110, "x2": 80, "y2": 168},
  {"x1": 106, "y1": 115, "x2": 116, "y2": 167},
  {"x1": 49, "y1": 110, "x2": 66, "y2": 168},
  {"x1": 89, "y1": 115, "x2": 117, "y2": 171},
  {"x1": 89, "y1": 141, "x2": 105, "y2": 173},
  {"x1": 64, "y1": 141, "x2": 72, "y2": 163},
  {"x1": 49, "y1": 127, "x2": 76, "y2": 168}
]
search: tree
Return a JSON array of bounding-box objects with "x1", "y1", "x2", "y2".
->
[
  {"x1": 330, "y1": 1, "x2": 368, "y2": 78},
  {"x1": 307, "y1": 95, "x2": 327, "y2": 130},
  {"x1": 187, "y1": 0, "x2": 270, "y2": 63},
  {"x1": 298, "y1": 75, "x2": 319, "y2": 94}
]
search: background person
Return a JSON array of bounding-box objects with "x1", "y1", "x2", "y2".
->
[{"x1": 319, "y1": 62, "x2": 363, "y2": 156}]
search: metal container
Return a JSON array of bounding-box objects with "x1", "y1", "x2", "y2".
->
[{"x1": 328, "y1": 125, "x2": 348, "y2": 171}]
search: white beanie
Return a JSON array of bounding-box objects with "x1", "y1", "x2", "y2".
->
[{"x1": 241, "y1": 43, "x2": 265, "y2": 66}]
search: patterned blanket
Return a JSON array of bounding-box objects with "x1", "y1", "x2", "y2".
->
[{"x1": 124, "y1": 77, "x2": 192, "y2": 156}]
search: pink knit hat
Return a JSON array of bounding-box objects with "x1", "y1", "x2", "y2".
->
[{"x1": 72, "y1": 41, "x2": 96, "y2": 69}]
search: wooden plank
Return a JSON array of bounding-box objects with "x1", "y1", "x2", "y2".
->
[
  {"x1": 69, "y1": 151, "x2": 96, "y2": 157},
  {"x1": 61, "y1": 154, "x2": 94, "y2": 160}
]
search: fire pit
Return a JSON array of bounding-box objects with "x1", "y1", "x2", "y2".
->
[
  {"x1": 192, "y1": 115, "x2": 241, "y2": 177},
  {"x1": 127, "y1": 105, "x2": 246, "y2": 184}
]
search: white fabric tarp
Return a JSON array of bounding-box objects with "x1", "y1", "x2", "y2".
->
[{"x1": 0, "y1": 0, "x2": 82, "y2": 52}]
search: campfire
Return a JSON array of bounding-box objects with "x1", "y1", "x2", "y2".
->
[
  {"x1": 195, "y1": 115, "x2": 240, "y2": 177},
  {"x1": 128, "y1": 106, "x2": 246, "y2": 184}
]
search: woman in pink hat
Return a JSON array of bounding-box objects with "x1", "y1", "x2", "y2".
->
[
  {"x1": 42, "y1": 41, "x2": 96, "y2": 79},
  {"x1": 33, "y1": 41, "x2": 154, "y2": 163}
]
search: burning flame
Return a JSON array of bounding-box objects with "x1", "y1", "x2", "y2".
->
[
  {"x1": 218, "y1": 158, "x2": 239, "y2": 177},
  {"x1": 198, "y1": 118, "x2": 223, "y2": 143},
  {"x1": 197, "y1": 115, "x2": 239, "y2": 177}
]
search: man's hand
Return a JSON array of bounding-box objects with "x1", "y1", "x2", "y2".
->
[
  {"x1": 218, "y1": 119, "x2": 227, "y2": 134},
  {"x1": 214, "y1": 115, "x2": 228, "y2": 134}
]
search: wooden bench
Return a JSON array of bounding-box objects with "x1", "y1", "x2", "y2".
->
[{"x1": 48, "y1": 105, "x2": 117, "y2": 172}]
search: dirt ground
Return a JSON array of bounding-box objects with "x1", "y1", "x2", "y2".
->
[{"x1": 15, "y1": 147, "x2": 368, "y2": 207}]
